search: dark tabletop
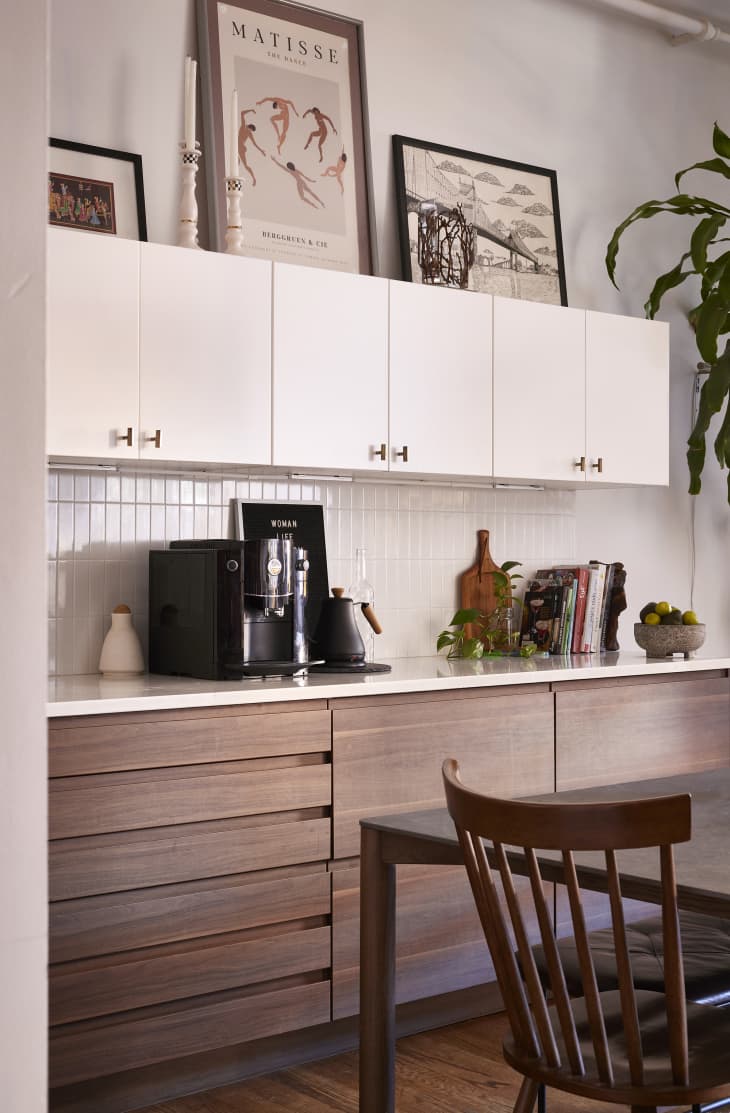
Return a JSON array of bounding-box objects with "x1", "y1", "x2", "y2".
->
[{"x1": 360, "y1": 767, "x2": 730, "y2": 917}]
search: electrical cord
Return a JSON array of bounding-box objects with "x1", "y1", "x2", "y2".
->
[{"x1": 690, "y1": 364, "x2": 710, "y2": 611}]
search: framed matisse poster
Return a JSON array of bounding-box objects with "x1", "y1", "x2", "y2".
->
[
  {"x1": 393, "y1": 135, "x2": 567, "y2": 306},
  {"x1": 48, "y1": 138, "x2": 147, "y2": 241},
  {"x1": 198, "y1": 0, "x2": 375, "y2": 273}
]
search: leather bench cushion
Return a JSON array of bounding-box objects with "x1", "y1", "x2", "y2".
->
[{"x1": 533, "y1": 912, "x2": 730, "y2": 1006}]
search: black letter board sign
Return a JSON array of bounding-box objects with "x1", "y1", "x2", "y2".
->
[{"x1": 235, "y1": 500, "x2": 329, "y2": 635}]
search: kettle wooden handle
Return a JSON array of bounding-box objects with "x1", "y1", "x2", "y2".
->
[
  {"x1": 331, "y1": 587, "x2": 345, "y2": 598},
  {"x1": 361, "y1": 603, "x2": 382, "y2": 635}
]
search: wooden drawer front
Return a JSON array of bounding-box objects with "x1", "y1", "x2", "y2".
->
[
  {"x1": 50, "y1": 758, "x2": 331, "y2": 839},
  {"x1": 49, "y1": 708, "x2": 331, "y2": 777},
  {"x1": 51, "y1": 923, "x2": 330, "y2": 1024},
  {"x1": 556, "y1": 676, "x2": 730, "y2": 791},
  {"x1": 50, "y1": 867, "x2": 329, "y2": 964},
  {"x1": 50, "y1": 816, "x2": 331, "y2": 900},
  {"x1": 332, "y1": 863, "x2": 543, "y2": 1019},
  {"x1": 333, "y1": 691, "x2": 554, "y2": 858},
  {"x1": 49, "y1": 979, "x2": 331, "y2": 1088}
]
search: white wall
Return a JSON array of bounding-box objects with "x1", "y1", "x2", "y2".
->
[
  {"x1": 50, "y1": 0, "x2": 730, "y2": 648},
  {"x1": 1, "y1": 1, "x2": 48, "y2": 1109}
]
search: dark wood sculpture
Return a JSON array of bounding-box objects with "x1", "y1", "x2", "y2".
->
[{"x1": 604, "y1": 561, "x2": 626, "y2": 651}]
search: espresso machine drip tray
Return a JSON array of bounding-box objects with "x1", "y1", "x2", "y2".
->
[
  {"x1": 227, "y1": 659, "x2": 326, "y2": 679},
  {"x1": 308, "y1": 661, "x2": 392, "y2": 674}
]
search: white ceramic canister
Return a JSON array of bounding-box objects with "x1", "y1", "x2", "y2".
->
[{"x1": 98, "y1": 604, "x2": 145, "y2": 677}]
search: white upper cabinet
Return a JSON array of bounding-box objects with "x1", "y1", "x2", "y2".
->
[
  {"x1": 585, "y1": 311, "x2": 669, "y2": 486},
  {"x1": 47, "y1": 229, "x2": 140, "y2": 458},
  {"x1": 493, "y1": 296, "x2": 586, "y2": 483},
  {"x1": 139, "y1": 244, "x2": 272, "y2": 466},
  {"x1": 46, "y1": 238, "x2": 670, "y2": 491},
  {"x1": 389, "y1": 281, "x2": 492, "y2": 476},
  {"x1": 272, "y1": 264, "x2": 389, "y2": 471}
]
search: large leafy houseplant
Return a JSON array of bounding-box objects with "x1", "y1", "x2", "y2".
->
[{"x1": 606, "y1": 122, "x2": 730, "y2": 504}]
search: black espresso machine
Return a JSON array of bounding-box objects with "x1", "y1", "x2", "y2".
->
[{"x1": 149, "y1": 538, "x2": 322, "y2": 679}]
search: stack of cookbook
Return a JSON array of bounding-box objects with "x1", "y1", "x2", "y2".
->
[{"x1": 520, "y1": 561, "x2": 623, "y2": 655}]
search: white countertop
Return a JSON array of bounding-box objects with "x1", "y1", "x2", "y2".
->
[{"x1": 47, "y1": 650, "x2": 730, "y2": 717}]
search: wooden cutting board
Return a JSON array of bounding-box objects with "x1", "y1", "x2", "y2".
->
[{"x1": 460, "y1": 530, "x2": 501, "y2": 641}]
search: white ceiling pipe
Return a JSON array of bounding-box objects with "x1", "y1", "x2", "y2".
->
[{"x1": 585, "y1": 0, "x2": 730, "y2": 46}]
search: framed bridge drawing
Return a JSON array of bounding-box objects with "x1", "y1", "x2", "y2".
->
[
  {"x1": 392, "y1": 135, "x2": 567, "y2": 306},
  {"x1": 198, "y1": 0, "x2": 375, "y2": 274}
]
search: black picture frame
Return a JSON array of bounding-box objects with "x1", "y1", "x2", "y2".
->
[
  {"x1": 197, "y1": 0, "x2": 376, "y2": 274},
  {"x1": 393, "y1": 134, "x2": 567, "y2": 307},
  {"x1": 48, "y1": 138, "x2": 148, "y2": 241}
]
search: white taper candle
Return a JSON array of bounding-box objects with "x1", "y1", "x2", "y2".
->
[
  {"x1": 229, "y1": 88, "x2": 239, "y2": 177},
  {"x1": 185, "y1": 57, "x2": 197, "y2": 150}
]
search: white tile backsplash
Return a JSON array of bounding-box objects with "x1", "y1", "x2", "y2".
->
[{"x1": 47, "y1": 469, "x2": 577, "y2": 675}]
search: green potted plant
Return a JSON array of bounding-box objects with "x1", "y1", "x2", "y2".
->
[
  {"x1": 436, "y1": 561, "x2": 534, "y2": 658},
  {"x1": 606, "y1": 122, "x2": 730, "y2": 504}
]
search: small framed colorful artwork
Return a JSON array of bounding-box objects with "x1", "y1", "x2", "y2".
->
[{"x1": 48, "y1": 138, "x2": 147, "y2": 240}]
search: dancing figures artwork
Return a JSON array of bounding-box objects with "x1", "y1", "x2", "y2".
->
[
  {"x1": 198, "y1": 0, "x2": 374, "y2": 273},
  {"x1": 48, "y1": 139, "x2": 147, "y2": 241},
  {"x1": 393, "y1": 136, "x2": 567, "y2": 306}
]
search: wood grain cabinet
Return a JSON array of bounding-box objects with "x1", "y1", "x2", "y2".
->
[
  {"x1": 553, "y1": 672, "x2": 730, "y2": 936},
  {"x1": 47, "y1": 671, "x2": 730, "y2": 1109},
  {"x1": 48, "y1": 702, "x2": 332, "y2": 1099},
  {"x1": 330, "y1": 687, "x2": 555, "y2": 1018}
]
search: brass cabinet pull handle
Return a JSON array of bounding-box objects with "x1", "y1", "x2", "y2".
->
[
  {"x1": 395, "y1": 445, "x2": 409, "y2": 462},
  {"x1": 591, "y1": 457, "x2": 604, "y2": 473},
  {"x1": 373, "y1": 443, "x2": 386, "y2": 461},
  {"x1": 116, "y1": 427, "x2": 134, "y2": 447},
  {"x1": 574, "y1": 456, "x2": 586, "y2": 472},
  {"x1": 145, "y1": 429, "x2": 162, "y2": 449}
]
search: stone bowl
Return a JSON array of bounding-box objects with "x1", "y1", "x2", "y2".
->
[{"x1": 634, "y1": 622, "x2": 706, "y2": 659}]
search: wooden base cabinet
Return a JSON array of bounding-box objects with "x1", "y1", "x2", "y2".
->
[
  {"x1": 330, "y1": 687, "x2": 555, "y2": 1018},
  {"x1": 554, "y1": 673, "x2": 730, "y2": 791},
  {"x1": 48, "y1": 702, "x2": 332, "y2": 1101},
  {"x1": 47, "y1": 670, "x2": 730, "y2": 1110}
]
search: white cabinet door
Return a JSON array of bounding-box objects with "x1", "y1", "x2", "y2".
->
[
  {"x1": 586, "y1": 312, "x2": 669, "y2": 486},
  {"x1": 493, "y1": 297, "x2": 586, "y2": 483},
  {"x1": 139, "y1": 244, "x2": 272, "y2": 466},
  {"x1": 47, "y1": 228, "x2": 140, "y2": 458},
  {"x1": 389, "y1": 281, "x2": 492, "y2": 476},
  {"x1": 272, "y1": 264, "x2": 388, "y2": 471}
]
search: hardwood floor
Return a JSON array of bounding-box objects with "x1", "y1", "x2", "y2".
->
[{"x1": 141, "y1": 1012, "x2": 602, "y2": 1113}]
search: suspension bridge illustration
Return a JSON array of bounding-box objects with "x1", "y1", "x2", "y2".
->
[{"x1": 402, "y1": 146, "x2": 542, "y2": 271}]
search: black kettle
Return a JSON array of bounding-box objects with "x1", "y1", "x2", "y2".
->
[{"x1": 312, "y1": 588, "x2": 381, "y2": 663}]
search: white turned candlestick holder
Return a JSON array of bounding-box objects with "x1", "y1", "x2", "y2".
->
[
  {"x1": 225, "y1": 176, "x2": 246, "y2": 255},
  {"x1": 177, "y1": 141, "x2": 202, "y2": 250}
]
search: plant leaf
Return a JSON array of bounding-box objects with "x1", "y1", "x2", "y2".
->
[
  {"x1": 695, "y1": 293, "x2": 729, "y2": 363},
  {"x1": 462, "y1": 637, "x2": 485, "y2": 659},
  {"x1": 643, "y1": 252, "x2": 694, "y2": 319},
  {"x1": 491, "y1": 571, "x2": 509, "y2": 591},
  {"x1": 606, "y1": 200, "x2": 680, "y2": 287},
  {"x1": 713, "y1": 121, "x2": 730, "y2": 159},
  {"x1": 713, "y1": 395, "x2": 730, "y2": 467},
  {"x1": 450, "y1": 607, "x2": 481, "y2": 627},
  {"x1": 691, "y1": 215, "x2": 727, "y2": 273},
  {"x1": 676, "y1": 158, "x2": 730, "y2": 192},
  {"x1": 500, "y1": 560, "x2": 522, "y2": 573},
  {"x1": 687, "y1": 343, "x2": 730, "y2": 496},
  {"x1": 436, "y1": 632, "x2": 456, "y2": 651}
]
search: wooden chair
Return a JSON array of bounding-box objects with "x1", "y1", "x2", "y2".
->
[{"x1": 442, "y1": 758, "x2": 730, "y2": 1113}]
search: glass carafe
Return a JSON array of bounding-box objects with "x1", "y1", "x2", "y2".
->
[{"x1": 347, "y1": 548, "x2": 375, "y2": 663}]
